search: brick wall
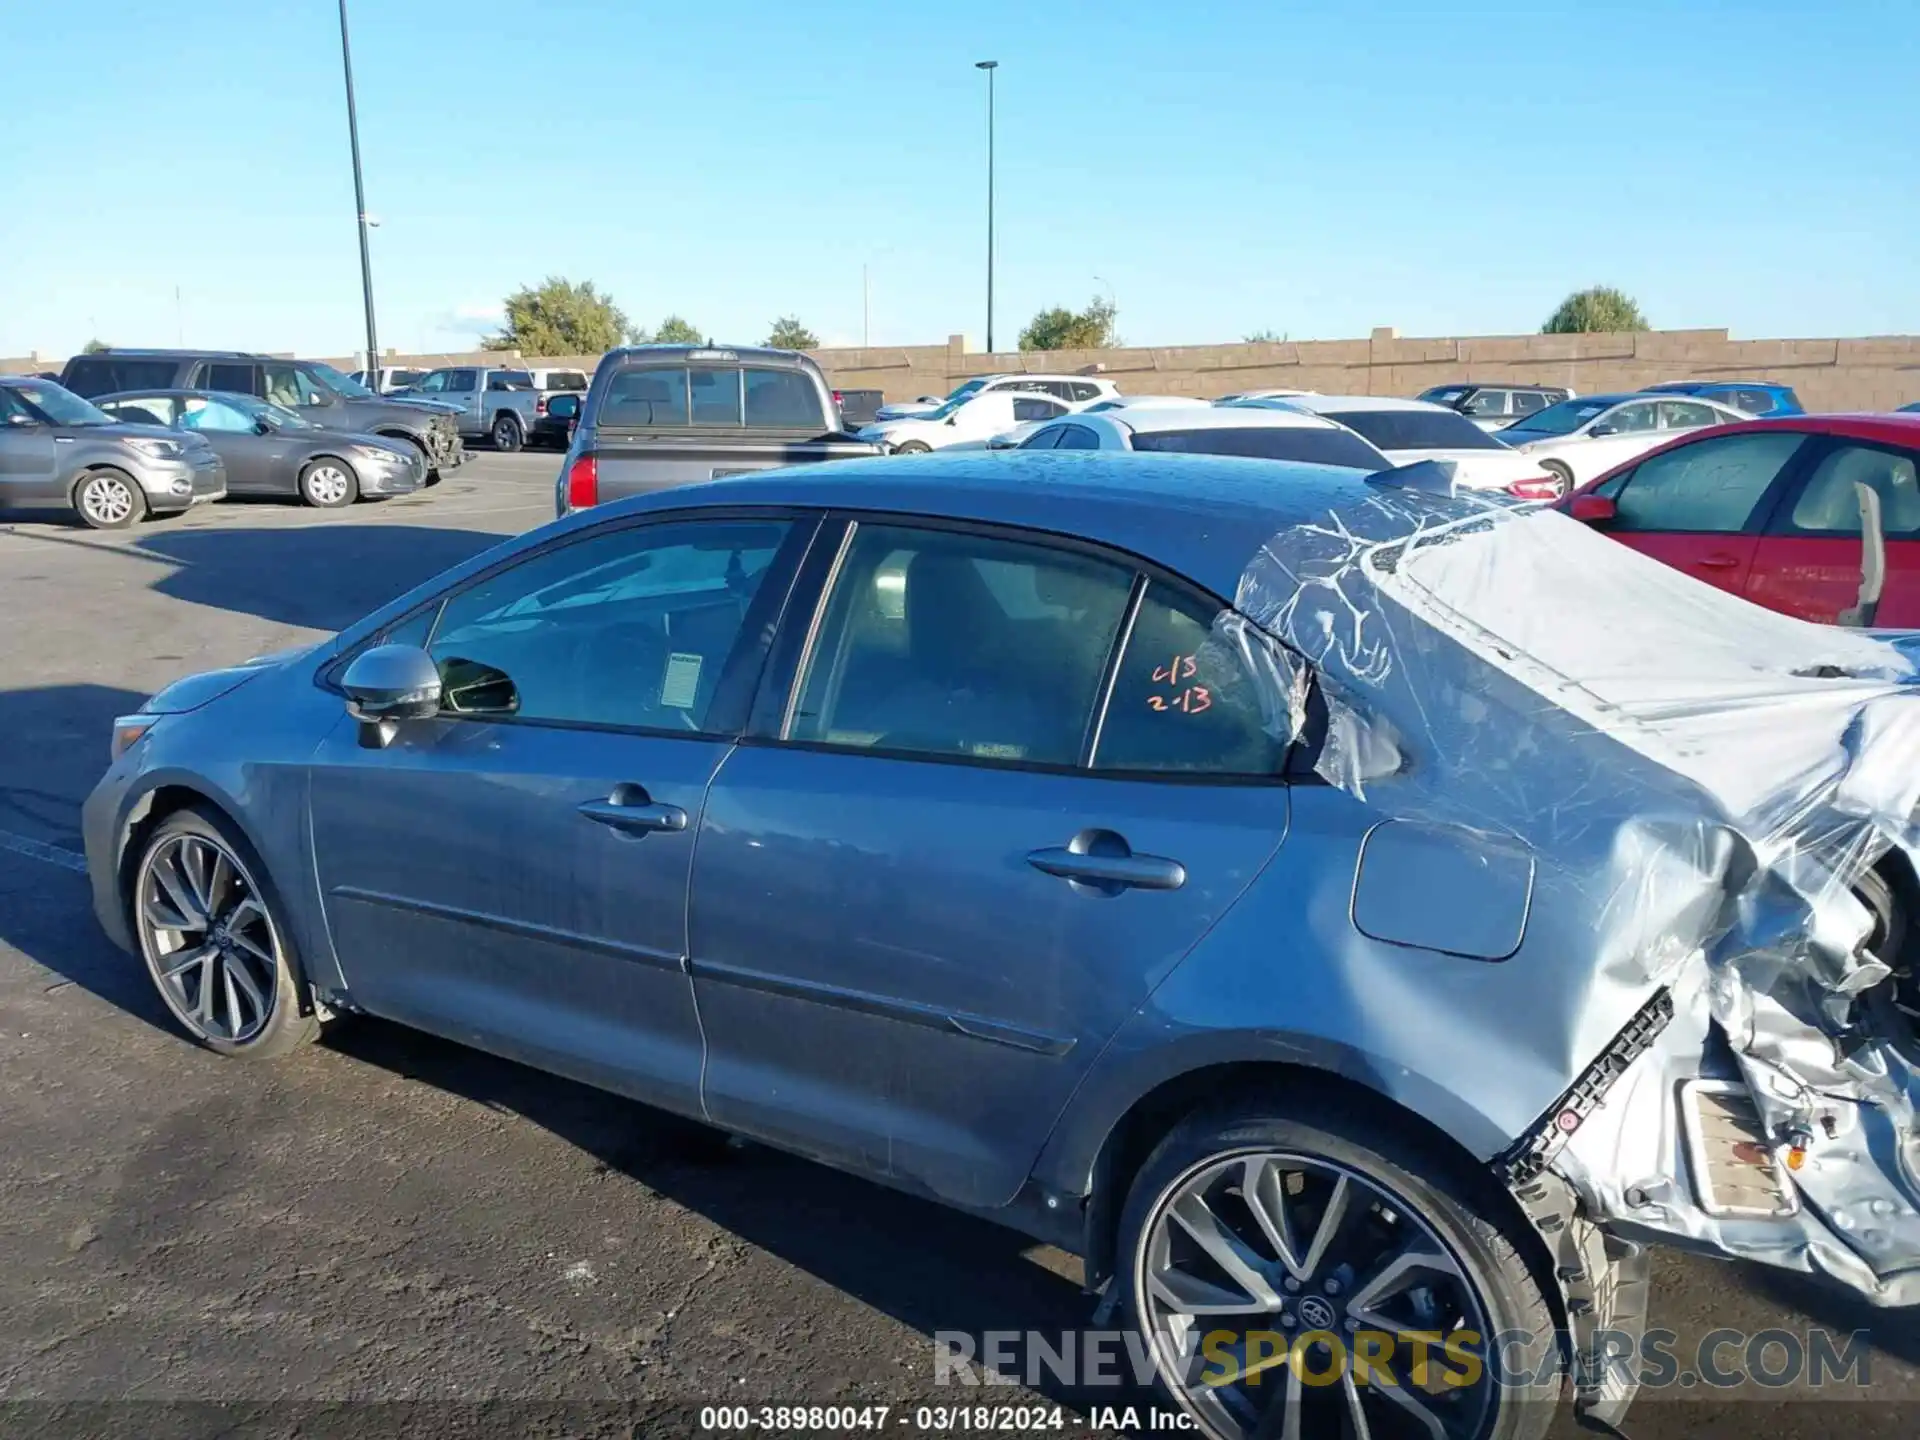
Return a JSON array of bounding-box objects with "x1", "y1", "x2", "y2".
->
[{"x1": 11, "y1": 329, "x2": 1920, "y2": 411}]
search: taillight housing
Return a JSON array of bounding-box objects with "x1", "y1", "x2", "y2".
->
[
  {"x1": 565, "y1": 453, "x2": 598, "y2": 509},
  {"x1": 1506, "y1": 476, "x2": 1564, "y2": 500},
  {"x1": 535, "y1": 396, "x2": 549, "y2": 416}
]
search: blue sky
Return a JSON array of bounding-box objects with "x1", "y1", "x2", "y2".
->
[{"x1": 4, "y1": 0, "x2": 1916, "y2": 361}]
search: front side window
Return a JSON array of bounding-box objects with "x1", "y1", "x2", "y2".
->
[
  {"x1": 1601, "y1": 402, "x2": 1659, "y2": 434},
  {"x1": 425, "y1": 519, "x2": 792, "y2": 731},
  {"x1": 1012, "y1": 396, "x2": 1067, "y2": 424},
  {"x1": 179, "y1": 396, "x2": 255, "y2": 432},
  {"x1": 1093, "y1": 582, "x2": 1288, "y2": 777},
  {"x1": 413, "y1": 371, "x2": 449, "y2": 394},
  {"x1": 1611, "y1": 431, "x2": 1806, "y2": 533},
  {"x1": 787, "y1": 525, "x2": 1135, "y2": 766},
  {"x1": 744, "y1": 367, "x2": 824, "y2": 428},
  {"x1": 1785, "y1": 443, "x2": 1920, "y2": 537},
  {"x1": 602, "y1": 367, "x2": 690, "y2": 426},
  {"x1": 443, "y1": 370, "x2": 478, "y2": 394},
  {"x1": 263, "y1": 363, "x2": 328, "y2": 407},
  {"x1": 1461, "y1": 390, "x2": 1509, "y2": 417}
]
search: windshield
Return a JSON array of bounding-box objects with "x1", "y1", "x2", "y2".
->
[
  {"x1": 1331, "y1": 409, "x2": 1504, "y2": 451},
  {"x1": 1503, "y1": 398, "x2": 1613, "y2": 438},
  {"x1": 1417, "y1": 386, "x2": 1471, "y2": 406},
  {"x1": 8, "y1": 380, "x2": 112, "y2": 426},
  {"x1": 940, "y1": 379, "x2": 987, "y2": 406},
  {"x1": 305, "y1": 362, "x2": 368, "y2": 399}
]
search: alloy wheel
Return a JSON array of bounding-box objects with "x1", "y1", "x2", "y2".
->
[
  {"x1": 82, "y1": 474, "x2": 136, "y2": 525},
  {"x1": 135, "y1": 832, "x2": 282, "y2": 1044},
  {"x1": 305, "y1": 463, "x2": 352, "y2": 506},
  {"x1": 1137, "y1": 1150, "x2": 1495, "y2": 1440}
]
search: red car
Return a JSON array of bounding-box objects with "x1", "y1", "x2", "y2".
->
[{"x1": 1561, "y1": 412, "x2": 1920, "y2": 626}]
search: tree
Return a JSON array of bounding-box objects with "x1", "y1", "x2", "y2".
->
[
  {"x1": 485, "y1": 277, "x2": 631, "y2": 355},
  {"x1": 81, "y1": 338, "x2": 110, "y2": 354},
  {"x1": 1018, "y1": 295, "x2": 1119, "y2": 351},
  {"x1": 1541, "y1": 286, "x2": 1648, "y2": 335},
  {"x1": 765, "y1": 316, "x2": 820, "y2": 350},
  {"x1": 651, "y1": 315, "x2": 703, "y2": 345},
  {"x1": 1244, "y1": 329, "x2": 1285, "y2": 344}
]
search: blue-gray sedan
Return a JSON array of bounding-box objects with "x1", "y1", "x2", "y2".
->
[{"x1": 82, "y1": 451, "x2": 1920, "y2": 1440}]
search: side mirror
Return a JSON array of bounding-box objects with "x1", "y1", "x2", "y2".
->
[
  {"x1": 4, "y1": 413, "x2": 37, "y2": 428},
  {"x1": 254, "y1": 418, "x2": 274, "y2": 435},
  {"x1": 1568, "y1": 494, "x2": 1617, "y2": 523},
  {"x1": 1588, "y1": 423, "x2": 1616, "y2": 438},
  {"x1": 340, "y1": 644, "x2": 441, "y2": 748},
  {"x1": 945, "y1": 414, "x2": 958, "y2": 426}
]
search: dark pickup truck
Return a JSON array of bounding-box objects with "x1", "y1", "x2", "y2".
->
[{"x1": 556, "y1": 345, "x2": 880, "y2": 516}]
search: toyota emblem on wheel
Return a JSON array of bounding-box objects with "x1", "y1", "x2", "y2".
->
[{"x1": 1296, "y1": 1295, "x2": 1337, "y2": 1331}]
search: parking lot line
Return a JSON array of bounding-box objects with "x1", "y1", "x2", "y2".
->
[{"x1": 0, "y1": 828, "x2": 87, "y2": 873}]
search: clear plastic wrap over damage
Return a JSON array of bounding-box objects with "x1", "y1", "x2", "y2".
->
[{"x1": 1226, "y1": 474, "x2": 1920, "y2": 1304}]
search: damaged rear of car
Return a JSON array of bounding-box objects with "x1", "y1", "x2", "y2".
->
[{"x1": 1054, "y1": 474, "x2": 1920, "y2": 1439}]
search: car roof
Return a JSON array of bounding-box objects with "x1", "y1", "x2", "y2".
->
[
  {"x1": 1273, "y1": 394, "x2": 1454, "y2": 414},
  {"x1": 602, "y1": 343, "x2": 820, "y2": 367},
  {"x1": 606, "y1": 452, "x2": 1459, "y2": 602},
  {"x1": 1420, "y1": 381, "x2": 1567, "y2": 393},
  {"x1": 1113, "y1": 406, "x2": 1343, "y2": 434},
  {"x1": 1643, "y1": 379, "x2": 1791, "y2": 390}
]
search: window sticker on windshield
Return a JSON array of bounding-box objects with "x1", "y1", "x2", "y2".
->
[{"x1": 661, "y1": 652, "x2": 703, "y2": 710}]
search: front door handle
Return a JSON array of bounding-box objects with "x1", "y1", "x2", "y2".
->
[
  {"x1": 1028, "y1": 828, "x2": 1186, "y2": 894},
  {"x1": 577, "y1": 785, "x2": 687, "y2": 836},
  {"x1": 1695, "y1": 553, "x2": 1741, "y2": 569}
]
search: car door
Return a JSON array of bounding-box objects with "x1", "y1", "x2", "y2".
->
[
  {"x1": 442, "y1": 368, "x2": 481, "y2": 432},
  {"x1": 0, "y1": 387, "x2": 61, "y2": 506},
  {"x1": 1657, "y1": 399, "x2": 1727, "y2": 434},
  {"x1": 688, "y1": 517, "x2": 1291, "y2": 1207},
  {"x1": 307, "y1": 512, "x2": 814, "y2": 1114},
  {"x1": 1587, "y1": 429, "x2": 1811, "y2": 595},
  {"x1": 177, "y1": 394, "x2": 291, "y2": 493},
  {"x1": 1744, "y1": 437, "x2": 1920, "y2": 625}
]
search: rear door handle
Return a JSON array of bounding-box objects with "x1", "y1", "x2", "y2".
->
[
  {"x1": 577, "y1": 787, "x2": 688, "y2": 835},
  {"x1": 1028, "y1": 829, "x2": 1186, "y2": 893}
]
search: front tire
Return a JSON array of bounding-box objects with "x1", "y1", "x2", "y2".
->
[
  {"x1": 491, "y1": 413, "x2": 524, "y2": 452},
  {"x1": 1118, "y1": 1095, "x2": 1558, "y2": 1440},
  {"x1": 129, "y1": 806, "x2": 321, "y2": 1059},
  {"x1": 298, "y1": 457, "x2": 359, "y2": 508},
  {"x1": 74, "y1": 468, "x2": 147, "y2": 530},
  {"x1": 893, "y1": 440, "x2": 932, "y2": 455}
]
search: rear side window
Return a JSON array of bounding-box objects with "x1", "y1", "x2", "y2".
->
[
  {"x1": 98, "y1": 396, "x2": 179, "y2": 426},
  {"x1": 1094, "y1": 581, "x2": 1287, "y2": 776},
  {"x1": 1069, "y1": 382, "x2": 1101, "y2": 401},
  {"x1": 1612, "y1": 431, "x2": 1806, "y2": 533},
  {"x1": 1331, "y1": 409, "x2": 1503, "y2": 451},
  {"x1": 63, "y1": 357, "x2": 179, "y2": 396},
  {"x1": 1511, "y1": 391, "x2": 1548, "y2": 415},
  {"x1": 744, "y1": 368, "x2": 824, "y2": 428},
  {"x1": 488, "y1": 370, "x2": 534, "y2": 390},
  {"x1": 1052, "y1": 424, "x2": 1101, "y2": 450},
  {"x1": 1017, "y1": 426, "x2": 1064, "y2": 450},
  {"x1": 1129, "y1": 426, "x2": 1384, "y2": 469},
  {"x1": 1785, "y1": 444, "x2": 1920, "y2": 537},
  {"x1": 201, "y1": 362, "x2": 259, "y2": 395},
  {"x1": 1013, "y1": 396, "x2": 1068, "y2": 424},
  {"x1": 601, "y1": 367, "x2": 691, "y2": 426}
]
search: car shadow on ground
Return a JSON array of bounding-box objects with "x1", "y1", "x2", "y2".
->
[
  {"x1": 133, "y1": 525, "x2": 507, "y2": 631},
  {"x1": 323, "y1": 1016, "x2": 1161, "y2": 1420}
]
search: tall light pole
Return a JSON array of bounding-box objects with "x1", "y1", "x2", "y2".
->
[
  {"x1": 338, "y1": 0, "x2": 380, "y2": 371},
  {"x1": 975, "y1": 60, "x2": 998, "y2": 353}
]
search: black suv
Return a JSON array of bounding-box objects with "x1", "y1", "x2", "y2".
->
[
  {"x1": 60, "y1": 349, "x2": 465, "y2": 479},
  {"x1": 1415, "y1": 382, "x2": 1574, "y2": 430}
]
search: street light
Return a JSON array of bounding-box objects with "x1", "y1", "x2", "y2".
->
[
  {"x1": 975, "y1": 60, "x2": 998, "y2": 353},
  {"x1": 337, "y1": 0, "x2": 380, "y2": 373}
]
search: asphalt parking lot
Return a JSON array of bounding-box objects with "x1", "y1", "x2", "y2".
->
[{"x1": 3, "y1": 452, "x2": 1919, "y2": 1439}]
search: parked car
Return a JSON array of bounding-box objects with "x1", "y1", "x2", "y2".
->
[
  {"x1": 0, "y1": 375, "x2": 225, "y2": 528},
  {"x1": 1014, "y1": 403, "x2": 1394, "y2": 469},
  {"x1": 59, "y1": 350, "x2": 465, "y2": 480},
  {"x1": 1559, "y1": 412, "x2": 1920, "y2": 626},
  {"x1": 92, "y1": 390, "x2": 425, "y2": 507},
  {"x1": 831, "y1": 388, "x2": 885, "y2": 428},
  {"x1": 84, "y1": 452, "x2": 1920, "y2": 1440},
  {"x1": 347, "y1": 366, "x2": 428, "y2": 395},
  {"x1": 859, "y1": 390, "x2": 1072, "y2": 453},
  {"x1": 558, "y1": 345, "x2": 880, "y2": 515},
  {"x1": 1081, "y1": 395, "x2": 1210, "y2": 413},
  {"x1": 527, "y1": 367, "x2": 590, "y2": 394},
  {"x1": 1495, "y1": 392, "x2": 1750, "y2": 496},
  {"x1": 1901, "y1": 401, "x2": 1920, "y2": 414},
  {"x1": 528, "y1": 391, "x2": 581, "y2": 450},
  {"x1": 1212, "y1": 387, "x2": 1315, "y2": 403},
  {"x1": 1245, "y1": 394, "x2": 1558, "y2": 494},
  {"x1": 1415, "y1": 382, "x2": 1574, "y2": 432},
  {"x1": 873, "y1": 373, "x2": 1118, "y2": 421},
  {"x1": 1642, "y1": 379, "x2": 1804, "y2": 417},
  {"x1": 391, "y1": 365, "x2": 543, "y2": 453}
]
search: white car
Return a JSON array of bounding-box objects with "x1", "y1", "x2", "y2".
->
[
  {"x1": 347, "y1": 366, "x2": 428, "y2": 395},
  {"x1": 1078, "y1": 395, "x2": 1209, "y2": 414},
  {"x1": 1011, "y1": 403, "x2": 1395, "y2": 469},
  {"x1": 873, "y1": 373, "x2": 1118, "y2": 421},
  {"x1": 1214, "y1": 386, "x2": 1316, "y2": 403},
  {"x1": 527, "y1": 367, "x2": 589, "y2": 393},
  {"x1": 1495, "y1": 392, "x2": 1751, "y2": 495},
  {"x1": 1246, "y1": 394, "x2": 1558, "y2": 495},
  {"x1": 858, "y1": 390, "x2": 1073, "y2": 453},
  {"x1": 965, "y1": 397, "x2": 1213, "y2": 452}
]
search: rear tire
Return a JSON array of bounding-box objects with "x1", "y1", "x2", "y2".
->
[
  {"x1": 1117, "y1": 1093, "x2": 1559, "y2": 1440},
  {"x1": 893, "y1": 440, "x2": 932, "y2": 455},
  {"x1": 1540, "y1": 461, "x2": 1574, "y2": 499},
  {"x1": 491, "y1": 413, "x2": 524, "y2": 452},
  {"x1": 298, "y1": 457, "x2": 359, "y2": 508},
  {"x1": 74, "y1": 468, "x2": 147, "y2": 530}
]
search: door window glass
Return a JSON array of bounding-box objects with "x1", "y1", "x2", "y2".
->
[
  {"x1": 98, "y1": 396, "x2": 179, "y2": 426},
  {"x1": 1013, "y1": 396, "x2": 1068, "y2": 423},
  {"x1": 1069, "y1": 382, "x2": 1101, "y2": 401},
  {"x1": 1785, "y1": 444, "x2": 1920, "y2": 537},
  {"x1": 413, "y1": 371, "x2": 449, "y2": 394},
  {"x1": 1462, "y1": 390, "x2": 1509, "y2": 417},
  {"x1": 1017, "y1": 426, "x2": 1063, "y2": 450},
  {"x1": 426, "y1": 519, "x2": 792, "y2": 731},
  {"x1": 1511, "y1": 391, "x2": 1547, "y2": 415},
  {"x1": 1052, "y1": 423, "x2": 1102, "y2": 450},
  {"x1": 601, "y1": 367, "x2": 690, "y2": 426},
  {"x1": 1611, "y1": 431, "x2": 1805, "y2": 533},
  {"x1": 788, "y1": 525, "x2": 1134, "y2": 765},
  {"x1": 201, "y1": 362, "x2": 259, "y2": 395},
  {"x1": 1093, "y1": 583, "x2": 1288, "y2": 776},
  {"x1": 263, "y1": 364, "x2": 328, "y2": 407},
  {"x1": 744, "y1": 368, "x2": 824, "y2": 428},
  {"x1": 486, "y1": 370, "x2": 533, "y2": 391},
  {"x1": 179, "y1": 396, "x2": 255, "y2": 432},
  {"x1": 1658, "y1": 400, "x2": 1722, "y2": 429},
  {"x1": 690, "y1": 367, "x2": 743, "y2": 425},
  {"x1": 1601, "y1": 402, "x2": 1659, "y2": 434},
  {"x1": 443, "y1": 370, "x2": 478, "y2": 394}
]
